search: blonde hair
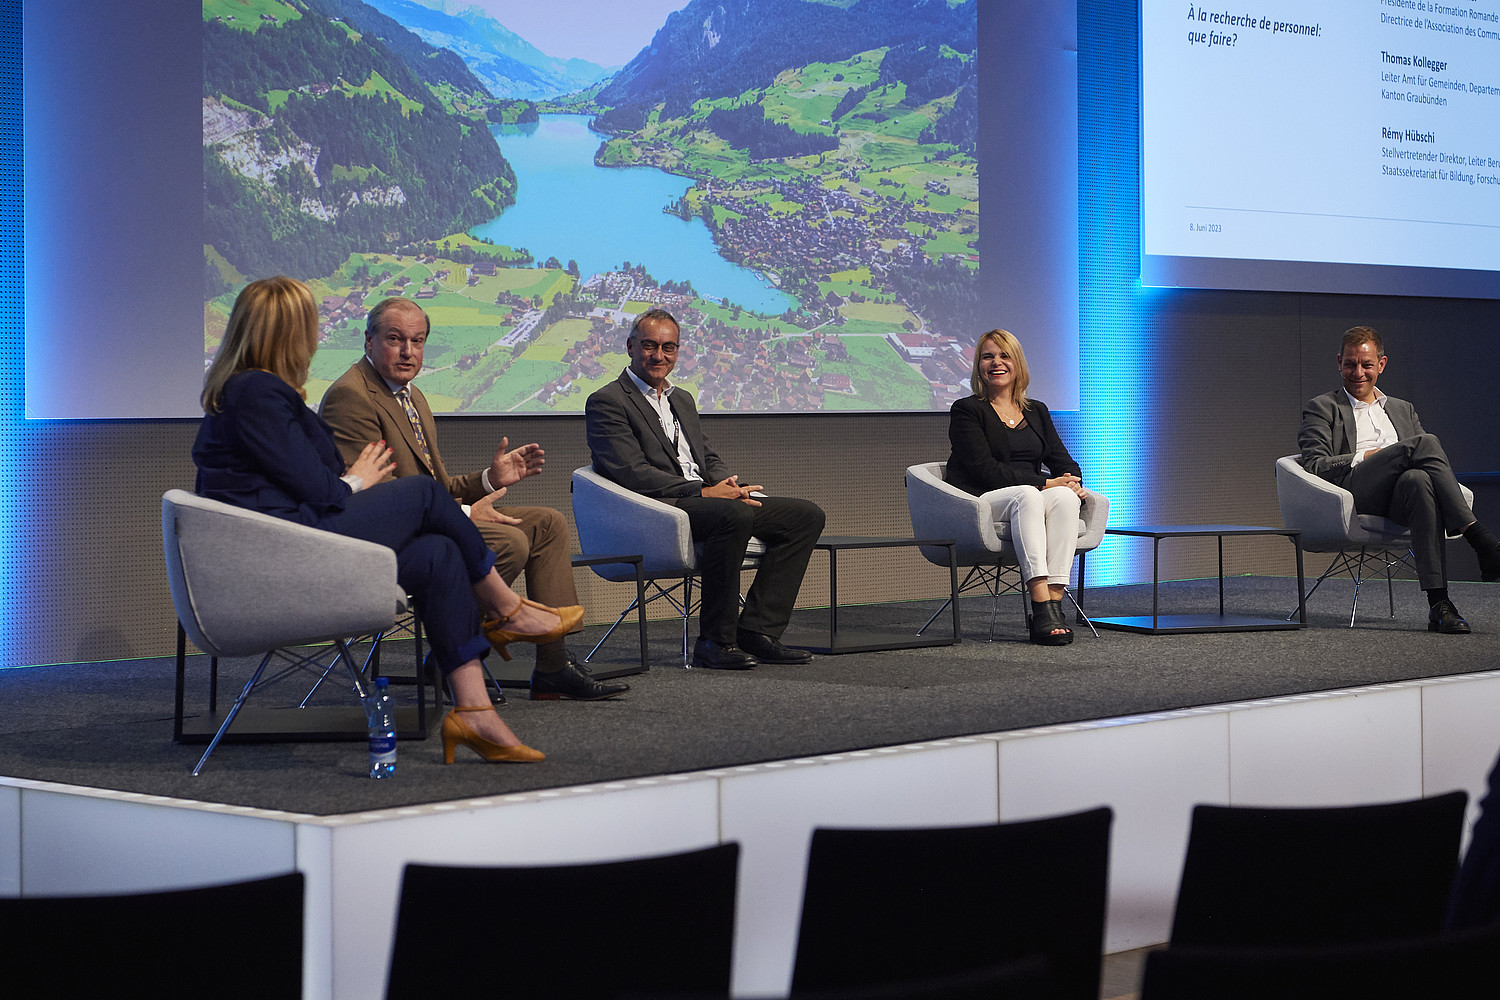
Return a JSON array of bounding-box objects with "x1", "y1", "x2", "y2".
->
[
  {"x1": 969, "y1": 328, "x2": 1032, "y2": 410},
  {"x1": 202, "y1": 277, "x2": 320, "y2": 413}
]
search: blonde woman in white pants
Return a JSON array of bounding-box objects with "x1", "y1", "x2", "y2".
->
[{"x1": 945, "y1": 329, "x2": 1088, "y2": 645}]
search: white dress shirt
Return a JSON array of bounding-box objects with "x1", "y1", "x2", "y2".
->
[
  {"x1": 1347, "y1": 388, "x2": 1398, "y2": 468},
  {"x1": 625, "y1": 368, "x2": 703, "y2": 483}
]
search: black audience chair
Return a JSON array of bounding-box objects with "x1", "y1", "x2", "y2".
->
[
  {"x1": 385, "y1": 843, "x2": 739, "y2": 1000},
  {"x1": 790, "y1": 807, "x2": 1113, "y2": 1000},
  {"x1": 787, "y1": 957, "x2": 1050, "y2": 1000},
  {"x1": 1139, "y1": 922, "x2": 1500, "y2": 999},
  {"x1": 619, "y1": 958, "x2": 1050, "y2": 1000},
  {"x1": 0, "y1": 871, "x2": 304, "y2": 1000},
  {"x1": 1169, "y1": 791, "x2": 1468, "y2": 948}
]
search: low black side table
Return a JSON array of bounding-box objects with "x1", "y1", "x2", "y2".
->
[
  {"x1": 785, "y1": 535, "x2": 960, "y2": 654},
  {"x1": 1092, "y1": 524, "x2": 1306, "y2": 634}
]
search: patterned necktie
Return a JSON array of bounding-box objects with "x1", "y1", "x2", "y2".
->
[{"x1": 395, "y1": 387, "x2": 434, "y2": 470}]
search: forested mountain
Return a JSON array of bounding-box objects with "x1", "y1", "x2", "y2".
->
[
  {"x1": 597, "y1": 0, "x2": 976, "y2": 117},
  {"x1": 203, "y1": 0, "x2": 514, "y2": 285},
  {"x1": 318, "y1": 0, "x2": 492, "y2": 96},
  {"x1": 703, "y1": 105, "x2": 839, "y2": 160},
  {"x1": 363, "y1": 0, "x2": 614, "y2": 99}
]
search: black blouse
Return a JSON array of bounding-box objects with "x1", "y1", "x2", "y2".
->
[{"x1": 944, "y1": 394, "x2": 1081, "y2": 496}]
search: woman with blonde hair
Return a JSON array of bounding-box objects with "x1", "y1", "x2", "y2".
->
[
  {"x1": 946, "y1": 329, "x2": 1087, "y2": 645},
  {"x1": 193, "y1": 277, "x2": 580, "y2": 763}
]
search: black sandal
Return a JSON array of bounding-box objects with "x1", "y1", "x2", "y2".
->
[{"x1": 1029, "y1": 599, "x2": 1073, "y2": 646}]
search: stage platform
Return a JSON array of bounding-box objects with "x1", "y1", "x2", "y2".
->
[{"x1": 4, "y1": 577, "x2": 1500, "y2": 1000}]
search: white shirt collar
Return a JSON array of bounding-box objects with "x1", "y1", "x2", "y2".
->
[
  {"x1": 363, "y1": 355, "x2": 411, "y2": 396},
  {"x1": 1344, "y1": 387, "x2": 1387, "y2": 409},
  {"x1": 625, "y1": 366, "x2": 673, "y2": 400}
]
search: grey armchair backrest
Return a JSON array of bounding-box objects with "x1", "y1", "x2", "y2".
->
[
  {"x1": 161, "y1": 490, "x2": 401, "y2": 658},
  {"x1": 571, "y1": 467, "x2": 697, "y2": 580},
  {"x1": 906, "y1": 462, "x2": 1110, "y2": 568}
]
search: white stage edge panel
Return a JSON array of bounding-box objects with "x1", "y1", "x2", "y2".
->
[{"x1": 4, "y1": 670, "x2": 1499, "y2": 1000}]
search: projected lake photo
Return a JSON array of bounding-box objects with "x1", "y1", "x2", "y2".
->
[{"x1": 202, "y1": 0, "x2": 979, "y2": 412}]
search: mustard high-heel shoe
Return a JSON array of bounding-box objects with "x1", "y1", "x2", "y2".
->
[
  {"x1": 482, "y1": 599, "x2": 585, "y2": 661},
  {"x1": 441, "y1": 706, "x2": 545, "y2": 764}
]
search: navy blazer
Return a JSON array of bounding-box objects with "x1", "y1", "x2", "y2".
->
[
  {"x1": 945, "y1": 394, "x2": 1081, "y2": 496},
  {"x1": 585, "y1": 371, "x2": 731, "y2": 499},
  {"x1": 1298, "y1": 388, "x2": 1425, "y2": 487},
  {"x1": 192, "y1": 370, "x2": 352, "y2": 526}
]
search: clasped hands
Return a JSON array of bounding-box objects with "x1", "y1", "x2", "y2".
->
[
  {"x1": 701, "y1": 475, "x2": 763, "y2": 507},
  {"x1": 1044, "y1": 473, "x2": 1087, "y2": 499}
]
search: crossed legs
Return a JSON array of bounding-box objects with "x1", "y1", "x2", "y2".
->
[
  {"x1": 1348, "y1": 434, "x2": 1474, "y2": 590},
  {"x1": 476, "y1": 506, "x2": 579, "y2": 672}
]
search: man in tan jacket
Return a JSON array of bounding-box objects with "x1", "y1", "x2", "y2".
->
[{"x1": 321, "y1": 297, "x2": 626, "y2": 701}]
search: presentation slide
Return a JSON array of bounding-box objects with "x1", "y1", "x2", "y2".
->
[
  {"x1": 26, "y1": 0, "x2": 1079, "y2": 419},
  {"x1": 1141, "y1": 0, "x2": 1500, "y2": 298},
  {"x1": 203, "y1": 0, "x2": 981, "y2": 414}
]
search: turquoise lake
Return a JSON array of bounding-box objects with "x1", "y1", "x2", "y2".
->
[{"x1": 469, "y1": 114, "x2": 794, "y2": 315}]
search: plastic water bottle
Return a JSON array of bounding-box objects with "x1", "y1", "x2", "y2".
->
[{"x1": 367, "y1": 676, "x2": 397, "y2": 778}]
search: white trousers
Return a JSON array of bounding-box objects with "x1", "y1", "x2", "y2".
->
[{"x1": 987, "y1": 486, "x2": 1082, "y2": 586}]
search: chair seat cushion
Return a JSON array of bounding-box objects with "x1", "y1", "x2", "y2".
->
[
  {"x1": 991, "y1": 520, "x2": 1088, "y2": 541},
  {"x1": 691, "y1": 537, "x2": 767, "y2": 561},
  {"x1": 1353, "y1": 514, "x2": 1411, "y2": 540}
]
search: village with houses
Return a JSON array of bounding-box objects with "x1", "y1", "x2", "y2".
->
[{"x1": 302, "y1": 247, "x2": 977, "y2": 414}]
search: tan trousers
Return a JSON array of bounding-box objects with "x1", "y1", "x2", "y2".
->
[{"x1": 473, "y1": 505, "x2": 578, "y2": 672}]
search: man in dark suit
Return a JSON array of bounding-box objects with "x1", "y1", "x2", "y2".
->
[
  {"x1": 321, "y1": 297, "x2": 626, "y2": 701},
  {"x1": 1298, "y1": 326, "x2": 1500, "y2": 633},
  {"x1": 585, "y1": 309, "x2": 825, "y2": 669}
]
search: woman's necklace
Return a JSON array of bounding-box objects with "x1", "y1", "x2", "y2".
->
[{"x1": 989, "y1": 397, "x2": 1021, "y2": 427}]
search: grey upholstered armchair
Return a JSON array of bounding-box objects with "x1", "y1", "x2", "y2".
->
[
  {"x1": 162, "y1": 489, "x2": 406, "y2": 774},
  {"x1": 1274, "y1": 455, "x2": 1473, "y2": 625},
  {"x1": 571, "y1": 466, "x2": 763, "y2": 666},
  {"x1": 905, "y1": 462, "x2": 1110, "y2": 638}
]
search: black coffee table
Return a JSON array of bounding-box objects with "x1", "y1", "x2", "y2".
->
[{"x1": 1091, "y1": 524, "x2": 1306, "y2": 634}]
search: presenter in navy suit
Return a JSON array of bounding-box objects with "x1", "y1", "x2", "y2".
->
[
  {"x1": 1298, "y1": 326, "x2": 1500, "y2": 634},
  {"x1": 585, "y1": 309, "x2": 825, "y2": 670},
  {"x1": 945, "y1": 329, "x2": 1087, "y2": 645},
  {"x1": 192, "y1": 277, "x2": 583, "y2": 764}
]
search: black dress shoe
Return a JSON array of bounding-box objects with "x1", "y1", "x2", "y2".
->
[
  {"x1": 692, "y1": 636, "x2": 757, "y2": 670},
  {"x1": 737, "y1": 630, "x2": 813, "y2": 664},
  {"x1": 1429, "y1": 599, "x2": 1472, "y2": 634},
  {"x1": 1477, "y1": 545, "x2": 1500, "y2": 583},
  {"x1": 530, "y1": 655, "x2": 630, "y2": 700}
]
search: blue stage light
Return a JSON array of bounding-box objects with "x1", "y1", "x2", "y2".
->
[
  {"x1": 0, "y1": 0, "x2": 20, "y2": 661},
  {"x1": 1074, "y1": 0, "x2": 1157, "y2": 587}
]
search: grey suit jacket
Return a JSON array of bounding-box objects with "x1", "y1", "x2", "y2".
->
[
  {"x1": 1298, "y1": 388, "x2": 1425, "y2": 487},
  {"x1": 585, "y1": 371, "x2": 731, "y2": 499}
]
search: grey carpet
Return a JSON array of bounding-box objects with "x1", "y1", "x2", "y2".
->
[{"x1": 2, "y1": 577, "x2": 1498, "y2": 816}]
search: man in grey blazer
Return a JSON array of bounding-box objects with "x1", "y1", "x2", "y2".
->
[
  {"x1": 1298, "y1": 326, "x2": 1500, "y2": 633},
  {"x1": 585, "y1": 309, "x2": 825, "y2": 669}
]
